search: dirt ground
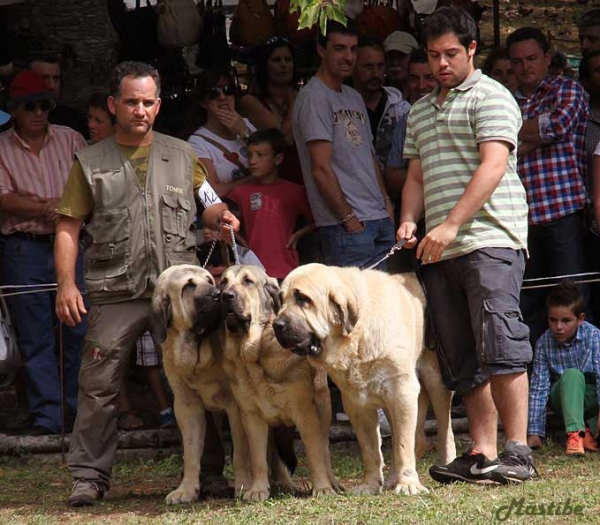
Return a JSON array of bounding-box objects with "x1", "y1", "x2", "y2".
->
[{"x1": 479, "y1": 0, "x2": 588, "y2": 56}]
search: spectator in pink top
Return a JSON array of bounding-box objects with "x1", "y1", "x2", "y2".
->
[{"x1": 0, "y1": 71, "x2": 87, "y2": 435}]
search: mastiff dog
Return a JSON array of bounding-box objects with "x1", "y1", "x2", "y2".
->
[
  {"x1": 151, "y1": 265, "x2": 252, "y2": 504},
  {"x1": 219, "y1": 265, "x2": 340, "y2": 502},
  {"x1": 273, "y1": 263, "x2": 456, "y2": 496}
]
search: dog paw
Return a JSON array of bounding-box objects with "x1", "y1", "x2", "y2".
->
[
  {"x1": 165, "y1": 485, "x2": 199, "y2": 504},
  {"x1": 312, "y1": 485, "x2": 337, "y2": 497},
  {"x1": 350, "y1": 484, "x2": 382, "y2": 496},
  {"x1": 391, "y1": 480, "x2": 429, "y2": 495},
  {"x1": 242, "y1": 486, "x2": 270, "y2": 502}
]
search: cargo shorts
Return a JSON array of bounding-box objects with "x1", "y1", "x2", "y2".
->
[{"x1": 421, "y1": 247, "x2": 532, "y2": 396}]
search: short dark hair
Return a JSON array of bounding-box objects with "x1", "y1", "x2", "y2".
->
[
  {"x1": 421, "y1": 6, "x2": 477, "y2": 50},
  {"x1": 88, "y1": 91, "x2": 116, "y2": 125},
  {"x1": 29, "y1": 52, "x2": 61, "y2": 67},
  {"x1": 481, "y1": 47, "x2": 510, "y2": 75},
  {"x1": 578, "y1": 8, "x2": 600, "y2": 30},
  {"x1": 579, "y1": 50, "x2": 600, "y2": 82},
  {"x1": 409, "y1": 48, "x2": 428, "y2": 65},
  {"x1": 357, "y1": 36, "x2": 384, "y2": 54},
  {"x1": 506, "y1": 27, "x2": 549, "y2": 55},
  {"x1": 318, "y1": 19, "x2": 357, "y2": 49},
  {"x1": 247, "y1": 128, "x2": 287, "y2": 156},
  {"x1": 546, "y1": 281, "x2": 585, "y2": 317},
  {"x1": 109, "y1": 61, "x2": 161, "y2": 98}
]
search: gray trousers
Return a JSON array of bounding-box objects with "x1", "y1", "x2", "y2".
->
[{"x1": 67, "y1": 299, "x2": 224, "y2": 489}]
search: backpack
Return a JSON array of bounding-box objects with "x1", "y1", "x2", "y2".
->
[
  {"x1": 0, "y1": 295, "x2": 19, "y2": 388},
  {"x1": 157, "y1": 0, "x2": 203, "y2": 48}
]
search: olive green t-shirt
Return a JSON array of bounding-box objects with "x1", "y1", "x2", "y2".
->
[{"x1": 58, "y1": 144, "x2": 208, "y2": 220}]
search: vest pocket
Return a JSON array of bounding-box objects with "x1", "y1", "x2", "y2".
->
[
  {"x1": 161, "y1": 195, "x2": 192, "y2": 239},
  {"x1": 84, "y1": 208, "x2": 133, "y2": 293}
]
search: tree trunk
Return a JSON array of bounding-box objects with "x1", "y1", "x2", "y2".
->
[{"x1": 24, "y1": 0, "x2": 119, "y2": 111}]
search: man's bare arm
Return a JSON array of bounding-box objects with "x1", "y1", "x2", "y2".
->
[
  {"x1": 307, "y1": 140, "x2": 363, "y2": 232},
  {"x1": 55, "y1": 216, "x2": 86, "y2": 327}
]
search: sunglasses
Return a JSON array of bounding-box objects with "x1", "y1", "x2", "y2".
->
[
  {"x1": 266, "y1": 36, "x2": 289, "y2": 46},
  {"x1": 21, "y1": 99, "x2": 55, "y2": 112},
  {"x1": 206, "y1": 84, "x2": 236, "y2": 100}
]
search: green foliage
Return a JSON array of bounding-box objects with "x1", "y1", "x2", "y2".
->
[{"x1": 290, "y1": 0, "x2": 348, "y2": 35}]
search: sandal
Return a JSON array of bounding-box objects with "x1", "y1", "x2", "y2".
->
[{"x1": 117, "y1": 411, "x2": 144, "y2": 431}]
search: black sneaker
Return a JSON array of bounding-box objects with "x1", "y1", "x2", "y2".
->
[
  {"x1": 492, "y1": 441, "x2": 538, "y2": 484},
  {"x1": 429, "y1": 448, "x2": 502, "y2": 485}
]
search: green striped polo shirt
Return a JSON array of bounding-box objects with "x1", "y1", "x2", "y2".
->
[{"x1": 404, "y1": 69, "x2": 528, "y2": 261}]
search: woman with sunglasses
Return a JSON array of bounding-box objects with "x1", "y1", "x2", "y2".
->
[
  {"x1": 238, "y1": 37, "x2": 303, "y2": 183},
  {"x1": 187, "y1": 69, "x2": 255, "y2": 198}
]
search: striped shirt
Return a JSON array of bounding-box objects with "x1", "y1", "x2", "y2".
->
[
  {"x1": 403, "y1": 70, "x2": 528, "y2": 261},
  {"x1": 528, "y1": 321, "x2": 600, "y2": 437},
  {"x1": 0, "y1": 124, "x2": 86, "y2": 234},
  {"x1": 515, "y1": 75, "x2": 588, "y2": 225}
]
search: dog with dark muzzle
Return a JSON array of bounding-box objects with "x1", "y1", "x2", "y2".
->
[
  {"x1": 219, "y1": 264, "x2": 340, "y2": 502},
  {"x1": 151, "y1": 264, "x2": 252, "y2": 504},
  {"x1": 273, "y1": 263, "x2": 456, "y2": 496}
]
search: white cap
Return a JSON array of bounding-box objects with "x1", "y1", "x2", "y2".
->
[{"x1": 383, "y1": 31, "x2": 419, "y2": 55}]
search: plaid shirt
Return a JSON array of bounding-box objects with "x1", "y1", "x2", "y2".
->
[
  {"x1": 516, "y1": 75, "x2": 588, "y2": 225},
  {"x1": 528, "y1": 321, "x2": 600, "y2": 437}
]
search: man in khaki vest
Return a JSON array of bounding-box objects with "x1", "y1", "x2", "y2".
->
[{"x1": 54, "y1": 61, "x2": 240, "y2": 507}]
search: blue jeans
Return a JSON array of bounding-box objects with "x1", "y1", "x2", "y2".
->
[
  {"x1": 3, "y1": 236, "x2": 87, "y2": 433},
  {"x1": 318, "y1": 217, "x2": 395, "y2": 270},
  {"x1": 520, "y1": 211, "x2": 588, "y2": 345}
]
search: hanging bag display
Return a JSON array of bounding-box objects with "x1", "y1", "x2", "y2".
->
[
  {"x1": 196, "y1": 0, "x2": 230, "y2": 68},
  {"x1": 157, "y1": 0, "x2": 203, "y2": 48},
  {"x1": 120, "y1": 0, "x2": 160, "y2": 61},
  {"x1": 229, "y1": 0, "x2": 275, "y2": 48}
]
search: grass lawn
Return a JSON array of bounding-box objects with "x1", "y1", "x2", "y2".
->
[{"x1": 1, "y1": 435, "x2": 599, "y2": 525}]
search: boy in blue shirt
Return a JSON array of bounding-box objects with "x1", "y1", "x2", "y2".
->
[{"x1": 527, "y1": 282, "x2": 600, "y2": 455}]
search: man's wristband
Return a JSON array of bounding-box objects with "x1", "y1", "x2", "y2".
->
[{"x1": 341, "y1": 212, "x2": 356, "y2": 224}]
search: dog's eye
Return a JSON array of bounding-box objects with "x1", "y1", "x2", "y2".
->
[
  {"x1": 294, "y1": 290, "x2": 311, "y2": 306},
  {"x1": 242, "y1": 276, "x2": 254, "y2": 286},
  {"x1": 182, "y1": 281, "x2": 196, "y2": 294}
]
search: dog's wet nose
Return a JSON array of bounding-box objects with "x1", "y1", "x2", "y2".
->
[
  {"x1": 222, "y1": 290, "x2": 235, "y2": 301},
  {"x1": 272, "y1": 318, "x2": 287, "y2": 333},
  {"x1": 211, "y1": 289, "x2": 220, "y2": 300}
]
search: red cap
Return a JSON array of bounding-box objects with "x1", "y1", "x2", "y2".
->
[{"x1": 9, "y1": 71, "x2": 55, "y2": 104}]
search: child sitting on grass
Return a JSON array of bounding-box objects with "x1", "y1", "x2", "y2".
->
[
  {"x1": 527, "y1": 282, "x2": 600, "y2": 456},
  {"x1": 226, "y1": 128, "x2": 314, "y2": 279}
]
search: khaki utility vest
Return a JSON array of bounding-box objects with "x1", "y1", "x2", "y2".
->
[{"x1": 77, "y1": 132, "x2": 198, "y2": 304}]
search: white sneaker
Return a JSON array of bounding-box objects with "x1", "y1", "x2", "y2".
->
[{"x1": 378, "y1": 409, "x2": 391, "y2": 438}]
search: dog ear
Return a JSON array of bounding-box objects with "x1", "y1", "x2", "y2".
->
[
  {"x1": 329, "y1": 287, "x2": 358, "y2": 336},
  {"x1": 264, "y1": 276, "x2": 281, "y2": 313},
  {"x1": 150, "y1": 293, "x2": 172, "y2": 345}
]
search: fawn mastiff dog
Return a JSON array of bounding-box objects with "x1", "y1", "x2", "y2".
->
[
  {"x1": 219, "y1": 265, "x2": 340, "y2": 502},
  {"x1": 151, "y1": 265, "x2": 252, "y2": 504},
  {"x1": 272, "y1": 263, "x2": 456, "y2": 495}
]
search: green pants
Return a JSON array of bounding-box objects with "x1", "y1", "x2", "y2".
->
[{"x1": 549, "y1": 368, "x2": 599, "y2": 434}]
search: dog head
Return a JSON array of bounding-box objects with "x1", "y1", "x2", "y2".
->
[
  {"x1": 151, "y1": 264, "x2": 221, "y2": 346},
  {"x1": 272, "y1": 264, "x2": 359, "y2": 357},
  {"x1": 219, "y1": 265, "x2": 280, "y2": 334}
]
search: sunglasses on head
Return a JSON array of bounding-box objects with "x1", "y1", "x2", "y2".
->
[
  {"x1": 206, "y1": 84, "x2": 236, "y2": 100},
  {"x1": 21, "y1": 99, "x2": 55, "y2": 112}
]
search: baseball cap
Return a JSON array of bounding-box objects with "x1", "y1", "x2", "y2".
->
[
  {"x1": 8, "y1": 70, "x2": 55, "y2": 105},
  {"x1": 0, "y1": 110, "x2": 9, "y2": 126},
  {"x1": 383, "y1": 31, "x2": 419, "y2": 55}
]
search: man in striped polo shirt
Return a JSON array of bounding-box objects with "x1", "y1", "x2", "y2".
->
[{"x1": 397, "y1": 7, "x2": 536, "y2": 485}]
